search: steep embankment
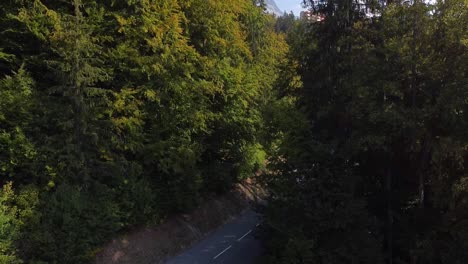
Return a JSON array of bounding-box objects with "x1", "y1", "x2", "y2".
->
[{"x1": 95, "y1": 181, "x2": 264, "y2": 264}]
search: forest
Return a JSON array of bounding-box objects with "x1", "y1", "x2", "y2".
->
[{"x1": 0, "y1": 0, "x2": 466, "y2": 263}]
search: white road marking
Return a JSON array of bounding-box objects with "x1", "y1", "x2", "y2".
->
[
  {"x1": 213, "y1": 245, "x2": 232, "y2": 259},
  {"x1": 237, "y1": 229, "x2": 252, "y2": 241},
  {"x1": 256, "y1": 223, "x2": 260, "y2": 227}
]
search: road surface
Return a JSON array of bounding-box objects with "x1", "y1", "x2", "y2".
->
[{"x1": 164, "y1": 209, "x2": 262, "y2": 264}]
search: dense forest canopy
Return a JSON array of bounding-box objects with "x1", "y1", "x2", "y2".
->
[
  {"x1": 263, "y1": 0, "x2": 467, "y2": 263},
  {"x1": 0, "y1": 0, "x2": 467, "y2": 263},
  {"x1": 0, "y1": 0, "x2": 288, "y2": 263}
]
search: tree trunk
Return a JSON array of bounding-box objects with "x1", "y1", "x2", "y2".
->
[{"x1": 386, "y1": 169, "x2": 393, "y2": 264}]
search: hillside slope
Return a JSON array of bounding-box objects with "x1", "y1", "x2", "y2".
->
[{"x1": 265, "y1": 0, "x2": 283, "y2": 16}]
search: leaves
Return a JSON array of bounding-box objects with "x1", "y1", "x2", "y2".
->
[
  {"x1": 0, "y1": 0, "x2": 287, "y2": 262},
  {"x1": 262, "y1": 1, "x2": 467, "y2": 263}
]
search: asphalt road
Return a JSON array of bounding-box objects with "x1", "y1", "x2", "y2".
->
[{"x1": 164, "y1": 209, "x2": 262, "y2": 264}]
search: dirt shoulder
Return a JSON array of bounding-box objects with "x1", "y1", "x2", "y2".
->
[{"x1": 95, "y1": 180, "x2": 264, "y2": 264}]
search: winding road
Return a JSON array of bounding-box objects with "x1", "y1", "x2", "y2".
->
[{"x1": 164, "y1": 209, "x2": 262, "y2": 264}]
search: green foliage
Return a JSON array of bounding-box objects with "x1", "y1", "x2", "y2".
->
[
  {"x1": 262, "y1": 0, "x2": 467, "y2": 263},
  {"x1": 23, "y1": 183, "x2": 120, "y2": 264},
  {"x1": 0, "y1": 183, "x2": 39, "y2": 264},
  {"x1": 116, "y1": 170, "x2": 160, "y2": 226},
  {"x1": 1, "y1": 0, "x2": 464, "y2": 263},
  {"x1": 0, "y1": 68, "x2": 36, "y2": 184},
  {"x1": 274, "y1": 12, "x2": 296, "y2": 34},
  {"x1": 0, "y1": 0, "x2": 287, "y2": 262},
  {"x1": 0, "y1": 183, "x2": 22, "y2": 264},
  {"x1": 262, "y1": 137, "x2": 385, "y2": 263}
]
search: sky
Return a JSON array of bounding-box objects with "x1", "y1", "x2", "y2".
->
[{"x1": 275, "y1": 0, "x2": 307, "y2": 16}]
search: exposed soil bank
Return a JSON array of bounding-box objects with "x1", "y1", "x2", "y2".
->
[{"x1": 95, "y1": 180, "x2": 263, "y2": 264}]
